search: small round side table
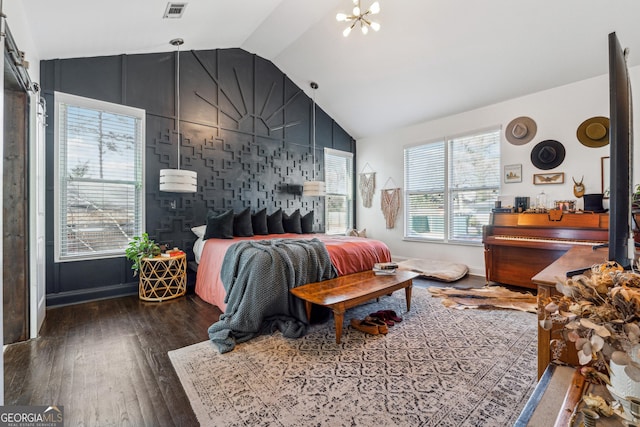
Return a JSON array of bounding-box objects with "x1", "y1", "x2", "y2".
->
[{"x1": 139, "y1": 253, "x2": 186, "y2": 301}]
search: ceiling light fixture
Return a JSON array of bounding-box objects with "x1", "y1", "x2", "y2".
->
[
  {"x1": 336, "y1": 0, "x2": 380, "y2": 37},
  {"x1": 303, "y1": 82, "x2": 326, "y2": 197},
  {"x1": 160, "y1": 38, "x2": 197, "y2": 193}
]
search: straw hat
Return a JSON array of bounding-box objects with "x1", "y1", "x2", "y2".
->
[
  {"x1": 577, "y1": 116, "x2": 609, "y2": 148},
  {"x1": 530, "y1": 140, "x2": 565, "y2": 170},
  {"x1": 505, "y1": 116, "x2": 537, "y2": 145}
]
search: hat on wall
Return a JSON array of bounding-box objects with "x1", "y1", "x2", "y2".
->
[
  {"x1": 505, "y1": 116, "x2": 537, "y2": 145},
  {"x1": 577, "y1": 116, "x2": 610, "y2": 148},
  {"x1": 530, "y1": 139, "x2": 566, "y2": 170}
]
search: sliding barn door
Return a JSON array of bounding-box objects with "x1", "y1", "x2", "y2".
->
[{"x1": 2, "y1": 16, "x2": 38, "y2": 344}]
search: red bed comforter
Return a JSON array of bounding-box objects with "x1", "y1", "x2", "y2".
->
[{"x1": 194, "y1": 233, "x2": 391, "y2": 311}]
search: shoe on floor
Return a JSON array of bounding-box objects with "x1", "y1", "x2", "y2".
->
[
  {"x1": 364, "y1": 316, "x2": 389, "y2": 334},
  {"x1": 350, "y1": 318, "x2": 380, "y2": 335},
  {"x1": 382, "y1": 310, "x2": 402, "y2": 323},
  {"x1": 370, "y1": 311, "x2": 394, "y2": 326}
]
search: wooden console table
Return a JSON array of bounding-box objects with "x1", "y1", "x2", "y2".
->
[{"x1": 532, "y1": 245, "x2": 610, "y2": 378}]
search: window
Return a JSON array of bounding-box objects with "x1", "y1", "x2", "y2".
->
[
  {"x1": 54, "y1": 92, "x2": 145, "y2": 262},
  {"x1": 324, "y1": 148, "x2": 354, "y2": 234},
  {"x1": 404, "y1": 128, "x2": 500, "y2": 243}
]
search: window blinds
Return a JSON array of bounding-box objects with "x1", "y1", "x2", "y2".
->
[
  {"x1": 404, "y1": 141, "x2": 446, "y2": 239},
  {"x1": 448, "y1": 130, "x2": 500, "y2": 241},
  {"x1": 55, "y1": 93, "x2": 145, "y2": 261},
  {"x1": 404, "y1": 129, "x2": 499, "y2": 243},
  {"x1": 324, "y1": 148, "x2": 353, "y2": 235}
]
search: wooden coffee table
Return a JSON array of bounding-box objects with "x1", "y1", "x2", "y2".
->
[{"x1": 290, "y1": 270, "x2": 419, "y2": 343}]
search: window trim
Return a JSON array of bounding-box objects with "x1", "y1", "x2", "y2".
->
[
  {"x1": 54, "y1": 92, "x2": 146, "y2": 262},
  {"x1": 324, "y1": 147, "x2": 354, "y2": 235},
  {"x1": 403, "y1": 126, "x2": 500, "y2": 245}
]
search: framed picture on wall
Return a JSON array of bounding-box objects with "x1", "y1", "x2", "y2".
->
[
  {"x1": 533, "y1": 172, "x2": 564, "y2": 185},
  {"x1": 602, "y1": 156, "x2": 610, "y2": 198},
  {"x1": 504, "y1": 164, "x2": 522, "y2": 183}
]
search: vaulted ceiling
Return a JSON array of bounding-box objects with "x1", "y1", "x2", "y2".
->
[{"x1": 14, "y1": 0, "x2": 640, "y2": 139}]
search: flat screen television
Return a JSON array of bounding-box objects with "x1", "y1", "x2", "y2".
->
[{"x1": 608, "y1": 31, "x2": 634, "y2": 267}]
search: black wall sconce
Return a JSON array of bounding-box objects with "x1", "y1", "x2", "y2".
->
[{"x1": 280, "y1": 184, "x2": 303, "y2": 195}]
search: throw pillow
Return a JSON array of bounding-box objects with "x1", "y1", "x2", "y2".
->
[
  {"x1": 301, "y1": 210, "x2": 314, "y2": 233},
  {"x1": 251, "y1": 208, "x2": 269, "y2": 235},
  {"x1": 233, "y1": 207, "x2": 254, "y2": 237},
  {"x1": 191, "y1": 225, "x2": 206, "y2": 239},
  {"x1": 283, "y1": 209, "x2": 302, "y2": 234},
  {"x1": 203, "y1": 209, "x2": 234, "y2": 240},
  {"x1": 267, "y1": 208, "x2": 285, "y2": 234},
  {"x1": 346, "y1": 228, "x2": 367, "y2": 238}
]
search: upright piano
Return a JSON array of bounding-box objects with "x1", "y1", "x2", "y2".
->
[{"x1": 482, "y1": 211, "x2": 609, "y2": 289}]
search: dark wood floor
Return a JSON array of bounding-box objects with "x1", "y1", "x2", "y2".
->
[
  {"x1": 4, "y1": 274, "x2": 486, "y2": 426},
  {"x1": 4, "y1": 292, "x2": 222, "y2": 426}
]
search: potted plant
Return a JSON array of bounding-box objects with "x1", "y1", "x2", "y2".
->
[
  {"x1": 125, "y1": 232, "x2": 161, "y2": 276},
  {"x1": 633, "y1": 184, "x2": 640, "y2": 211},
  {"x1": 632, "y1": 185, "x2": 640, "y2": 243}
]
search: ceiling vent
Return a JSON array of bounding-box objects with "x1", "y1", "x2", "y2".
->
[{"x1": 163, "y1": 2, "x2": 187, "y2": 19}]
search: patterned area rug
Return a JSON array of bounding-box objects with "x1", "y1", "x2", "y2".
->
[{"x1": 169, "y1": 288, "x2": 538, "y2": 426}]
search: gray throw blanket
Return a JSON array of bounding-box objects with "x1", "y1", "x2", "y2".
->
[{"x1": 208, "y1": 238, "x2": 337, "y2": 353}]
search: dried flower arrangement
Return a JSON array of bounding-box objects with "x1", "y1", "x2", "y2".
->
[{"x1": 539, "y1": 261, "x2": 640, "y2": 386}]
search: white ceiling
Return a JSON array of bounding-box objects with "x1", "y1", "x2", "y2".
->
[{"x1": 13, "y1": 0, "x2": 640, "y2": 139}]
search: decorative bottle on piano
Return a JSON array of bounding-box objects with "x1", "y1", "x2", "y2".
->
[{"x1": 536, "y1": 191, "x2": 548, "y2": 213}]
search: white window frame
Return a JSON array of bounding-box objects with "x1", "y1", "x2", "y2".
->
[
  {"x1": 54, "y1": 92, "x2": 146, "y2": 262},
  {"x1": 324, "y1": 148, "x2": 354, "y2": 235},
  {"x1": 404, "y1": 127, "x2": 500, "y2": 245}
]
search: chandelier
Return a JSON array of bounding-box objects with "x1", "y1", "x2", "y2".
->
[{"x1": 336, "y1": 0, "x2": 380, "y2": 37}]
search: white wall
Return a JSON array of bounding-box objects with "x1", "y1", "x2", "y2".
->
[
  {"x1": 357, "y1": 67, "x2": 640, "y2": 276},
  {"x1": 3, "y1": 2, "x2": 41, "y2": 84}
]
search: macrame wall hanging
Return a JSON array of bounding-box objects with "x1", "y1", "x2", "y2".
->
[
  {"x1": 359, "y1": 162, "x2": 376, "y2": 208},
  {"x1": 381, "y1": 177, "x2": 401, "y2": 229}
]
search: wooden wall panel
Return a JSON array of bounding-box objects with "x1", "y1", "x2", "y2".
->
[{"x1": 40, "y1": 47, "x2": 355, "y2": 306}]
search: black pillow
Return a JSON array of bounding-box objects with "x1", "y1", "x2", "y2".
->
[
  {"x1": 233, "y1": 207, "x2": 254, "y2": 237},
  {"x1": 267, "y1": 208, "x2": 285, "y2": 234},
  {"x1": 283, "y1": 209, "x2": 302, "y2": 234},
  {"x1": 251, "y1": 208, "x2": 269, "y2": 235},
  {"x1": 204, "y1": 209, "x2": 234, "y2": 240},
  {"x1": 301, "y1": 210, "x2": 314, "y2": 234}
]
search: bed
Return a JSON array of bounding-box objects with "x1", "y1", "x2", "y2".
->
[{"x1": 193, "y1": 233, "x2": 392, "y2": 312}]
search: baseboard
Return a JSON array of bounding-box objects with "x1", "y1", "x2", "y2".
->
[
  {"x1": 46, "y1": 280, "x2": 197, "y2": 308},
  {"x1": 46, "y1": 282, "x2": 139, "y2": 307}
]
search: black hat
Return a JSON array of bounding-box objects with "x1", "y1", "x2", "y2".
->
[
  {"x1": 530, "y1": 140, "x2": 566, "y2": 170},
  {"x1": 583, "y1": 193, "x2": 607, "y2": 213}
]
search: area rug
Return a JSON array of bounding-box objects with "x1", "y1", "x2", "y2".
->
[
  {"x1": 169, "y1": 288, "x2": 538, "y2": 426},
  {"x1": 428, "y1": 286, "x2": 538, "y2": 313}
]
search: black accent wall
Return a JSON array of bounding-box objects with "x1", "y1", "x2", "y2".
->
[{"x1": 41, "y1": 48, "x2": 355, "y2": 306}]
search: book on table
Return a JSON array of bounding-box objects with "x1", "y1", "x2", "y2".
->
[
  {"x1": 373, "y1": 267, "x2": 396, "y2": 275},
  {"x1": 373, "y1": 262, "x2": 398, "y2": 271}
]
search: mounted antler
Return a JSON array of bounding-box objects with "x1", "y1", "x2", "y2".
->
[{"x1": 573, "y1": 176, "x2": 585, "y2": 198}]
